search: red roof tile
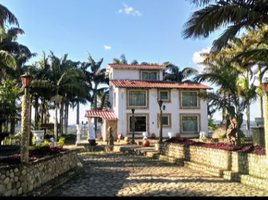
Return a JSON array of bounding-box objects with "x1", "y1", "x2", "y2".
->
[
  {"x1": 108, "y1": 63, "x2": 166, "y2": 70},
  {"x1": 85, "y1": 110, "x2": 118, "y2": 120},
  {"x1": 110, "y1": 80, "x2": 212, "y2": 89}
]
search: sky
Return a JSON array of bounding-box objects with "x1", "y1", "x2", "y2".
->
[{"x1": 1, "y1": 0, "x2": 262, "y2": 124}]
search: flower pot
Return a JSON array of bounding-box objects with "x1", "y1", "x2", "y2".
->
[
  {"x1": 125, "y1": 136, "x2": 130, "y2": 142},
  {"x1": 143, "y1": 140, "x2": 150, "y2": 147},
  {"x1": 118, "y1": 134, "x2": 124, "y2": 140}
]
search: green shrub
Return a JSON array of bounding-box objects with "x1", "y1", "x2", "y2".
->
[
  {"x1": 219, "y1": 134, "x2": 226, "y2": 142},
  {"x1": 59, "y1": 137, "x2": 65, "y2": 143},
  {"x1": 56, "y1": 141, "x2": 64, "y2": 148}
]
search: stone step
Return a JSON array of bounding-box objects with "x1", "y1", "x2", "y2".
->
[
  {"x1": 184, "y1": 161, "x2": 223, "y2": 177},
  {"x1": 239, "y1": 174, "x2": 268, "y2": 192},
  {"x1": 222, "y1": 170, "x2": 240, "y2": 182},
  {"x1": 145, "y1": 151, "x2": 160, "y2": 159},
  {"x1": 158, "y1": 155, "x2": 184, "y2": 166}
]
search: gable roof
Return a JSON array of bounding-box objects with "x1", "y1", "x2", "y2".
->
[
  {"x1": 85, "y1": 110, "x2": 118, "y2": 120},
  {"x1": 110, "y1": 80, "x2": 212, "y2": 89},
  {"x1": 107, "y1": 63, "x2": 166, "y2": 70}
]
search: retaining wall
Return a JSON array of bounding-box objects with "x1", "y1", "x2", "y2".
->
[
  {"x1": 158, "y1": 143, "x2": 268, "y2": 188},
  {"x1": 0, "y1": 149, "x2": 78, "y2": 196}
]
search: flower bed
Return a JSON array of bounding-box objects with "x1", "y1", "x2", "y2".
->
[
  {"x1": 165, "y1": 138, "x2": 266, "y2": 155},
  {"x1": 0, "y1": 146, "x2": 69, "y2": 167}
]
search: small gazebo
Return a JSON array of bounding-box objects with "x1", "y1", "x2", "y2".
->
[{"x1": 84, "y1": 110, "x2": 118, "y2": 141}]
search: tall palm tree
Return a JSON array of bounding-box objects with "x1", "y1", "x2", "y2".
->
[
  {"x1": 163, "y1": 62, "x2": 198, "y2": 82},
  {"x1": 113, "y1": 53, "x2": 128, "y2": 64},
  {"x1": 194, "y1": 58, "x2": 254, "y2": 145},
  {"x1": 87, "y1": 53, "x2": 109, "y2": 135},
  {"x1": 233, "y1": 26, "x2": 268, "y2": 118},
  {"x1": 32, "y1": 51, "x2": 85, "y2": 141},
  {"x1": 0, "y1": 4, "x2": 19, "y2": 28},
  {"x1": 182, "y1": 0, "x2": 268, "y2": 51},
  {"x1": 69, "y1": 60, "x2": 92, "y2": 125}
]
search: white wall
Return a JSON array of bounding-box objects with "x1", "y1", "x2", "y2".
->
[
  {"x1": 114, "y1": 88, "x2": 209, "y2": 138},
  {"x1": 112, "y1": 69, "x2": 140, "y2": 80}
]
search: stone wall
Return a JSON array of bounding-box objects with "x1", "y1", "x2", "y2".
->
[
  {"x1": 159, "y1": 143, "x2": 268, "y2": 180},
  {"x1": 0, "y1": 149, "x2": 78, "y2": 196}
]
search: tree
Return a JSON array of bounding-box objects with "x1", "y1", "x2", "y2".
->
[
  {"x1": 195, "y1": 54, "x2": 259, "y2": 145},
  {"x1": 163, "y1": 61, "x2": 198, "y2": 82},
  {"x1": 182, "y1": 0, "x2": 268, "y2": 51},
  {"x1": 31, "y1": 51, "x2": 85, "y2": 141},
  {"x1": 87, "y1": 53, "x2": 109, "y2": 135},
  {"x1": 113, "y1": 53, "x2": 128, "y2": 64},
  {"x1": 0, "y1": 4, "x2": 19, "y2": 28}
]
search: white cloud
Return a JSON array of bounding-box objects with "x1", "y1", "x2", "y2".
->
[
  {"x1": 192, "y1": 47, "x2": 211, "y2": 72},
  {"x1": 117, "y1": 3, "x2": 142, "y2": 16},
  {"x1": 104, "y1": 45, "x2": 111, "y2": 50}
]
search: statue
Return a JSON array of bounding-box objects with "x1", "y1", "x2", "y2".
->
[
  {"x1": 50, "y1": 137, "x2": 57, "y2": 147},
  {"x1": 105, "y1": 126, "x2": 114, "y2": 152},
  {"x1": 88, "y1": 120, "x2": 96, "y2": 145},
  {"x1": 226, "y1": 116, "x2": 237, "y2": 145}
]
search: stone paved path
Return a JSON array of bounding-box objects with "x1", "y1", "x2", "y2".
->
[{"x1": 48, "y1": 152, "x2": 268, "y2": 197}]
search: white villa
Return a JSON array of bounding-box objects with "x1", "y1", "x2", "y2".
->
[{"x1": 85, "y1": 63, "x2": 212, "y2": 140}]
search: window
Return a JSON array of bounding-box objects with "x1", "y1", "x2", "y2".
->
[
  {"x1": 129, "y1": 91, "x2": 146, "y2": 107},
  {"x1": 113, "y1": 92, "x2": 116, "y2": 107},
  {"x1": 130, "y1": 116, "x2": 146, "y2": 132},
  {"x1": 142, "y1": 72, "x2": 157, "y2": 80},
  {"x1": 157, "y1": 113, "x2": 171, "y2": 128},
  {"x1": 162, "y1": 116, "x2": 169, "y2": 126},
  {"x1": 160, "y1": 91, "x2": 168, "y2": 100},
  {"x1": 182, "y1": 92, "x2": 197, "y2": 107},
  {"x1": 182, "y1": 116, "x2": 198, "y2": 132}
]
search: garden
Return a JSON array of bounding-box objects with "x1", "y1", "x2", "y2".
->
[
  {"x1": 165, "y1": 138, "x2": 266, "y2": 155},
  {"x1": 0, "y1": 136, "x2": 69, "y2": 167}
]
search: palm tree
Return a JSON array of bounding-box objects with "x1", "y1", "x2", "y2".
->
[
  {"x1": 0, "y1": 4, "x2": 19, "y2": 28},
  {"x1": 69, "y1": 60, "x2": 92, "y2": 125},
  {"x1": 113, "y1": 53, "x2": 128, "y2": 64},
  {"x1": 233, "y1": 26, "x2": 268, "y2": 118},
  {"x1": 182, "y1": 0, "x2": 268, "y2": 51},
  {"x1": 87, "y1": 53, "x2": 109, "y2": 135},
  {"x1": 31, "y1": 51, "x2": 85, "y2": 141},
  {"x1": 163, "y1": 62, "x2": 198, "y2": 82}
]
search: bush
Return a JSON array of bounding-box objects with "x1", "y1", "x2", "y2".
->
[
  {"x1": 59, "y1": 137, "x2": 65, "y2": 143},
  {"x1": 56, "y1": 141, "x2": 64, "y2": 148},
  {"x1": 165, "y1": 139, "x2": 266, "y2": 155}
]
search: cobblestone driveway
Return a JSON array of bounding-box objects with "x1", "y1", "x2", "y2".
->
[{"x1": 48, "y1": 152, "x2": 268, "y2": 197}]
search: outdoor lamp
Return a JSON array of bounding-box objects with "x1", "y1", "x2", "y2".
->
[
  {"x1": 262, "y1": 80, "x2": 268, "y2": 96},
  {"x1": 21, "y1": 73, "x2": 32, "y2": 96},
  {"x1": 131, "y1": 108, "x2": 135, "y2": 144},
  {"x1": 158, "y1": 100, "x2": 163, "y2": 110},
  {"x1": 158, "y1": 99, "x2": 163, "y2": 143},
  {"x1": 21, "y1": 73, "x2": 32, "y2": 87}
]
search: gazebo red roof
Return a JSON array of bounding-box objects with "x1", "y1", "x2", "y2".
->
[{"x1": 85, "y1": 110, "x2": 118, "y2": 120}]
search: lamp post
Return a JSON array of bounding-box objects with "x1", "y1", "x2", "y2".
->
[
  {"x1": 20, "y1": 73, "x2": 32, "y2": 163},
  {"x1": 261, "y1": 80, "x2": 268, "y2": 159},
  {"x1": 158, "y1": 99, "x2": 163, "y2": 143},
  {"x1": 131, "y1": 108, "x2": 135, "y2": 144}
]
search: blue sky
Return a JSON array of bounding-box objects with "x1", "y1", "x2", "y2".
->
[{"x1": 1, "y1": 0, "x2": 261, "y2": 124}]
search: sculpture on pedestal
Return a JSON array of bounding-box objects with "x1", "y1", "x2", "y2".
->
[
  {"x1": 88, "y1": 119, "x2": 96, "y2": 145},
  {"x1": 226, "y1": 116, "x2": 237, "y2": 145},
  {"x1": 105, "y1": 126, "x2": 113, "y2": 152},
  {"x1": 76, "y1": 124, "x2": 81, "y2": 144}
]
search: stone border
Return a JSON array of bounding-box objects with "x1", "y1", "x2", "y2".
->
[
  {"x1": 158, "y1": 142, "x2": 268, "y2": 191},
  {"x1": 0, "y1": 149, "x2": 80, "y2": 197}
]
